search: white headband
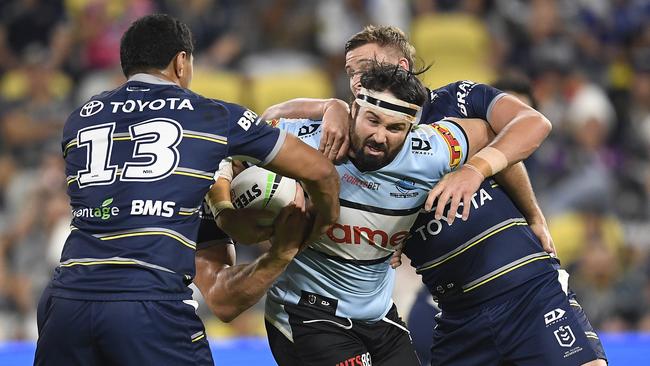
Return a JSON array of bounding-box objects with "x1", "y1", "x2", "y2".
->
[{"x1": 356, "y1": 87, "x2": 422, "y2": 124}]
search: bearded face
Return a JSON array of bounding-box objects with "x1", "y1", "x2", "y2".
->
[{"x1": 348, "y1": 106, "x2": 410, "y2": 171}]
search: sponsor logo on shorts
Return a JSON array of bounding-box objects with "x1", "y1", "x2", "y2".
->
[
  {"x1": 298, "y1": 291, "x2": 338, "y2": 314},
  {"x1": 554, "y1": 325, "x2": 576, "y2": 347},
  {"x1": 554, "y1": 325, "x2": 585, "y2": 358},
  {"x1": 336, "y1": 352, "x2": 372, "y2": 366},
  {"x1": 544, "y1": 308, "x2": 566, "y2": 326}
]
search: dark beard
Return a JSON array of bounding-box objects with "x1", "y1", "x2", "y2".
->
[{"x1": 350, "y1": 141, "x2": 391, "y2": 171}]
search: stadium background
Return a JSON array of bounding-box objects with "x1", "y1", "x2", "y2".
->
[{"x1": 0, "y1": 0, "x2": 649, "y2": 364}]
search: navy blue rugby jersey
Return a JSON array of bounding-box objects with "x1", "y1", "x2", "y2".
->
[
  {"x1": 52, "y1": 73, "x2": 285, "y2": 300},
  {"x1": 403, "y1": 179, "x2": 556, "y2": 311},
  {"x1": 406, "y1": 80, "x2": 555, "y2": 310},
  {"x1": 420, "y1": 80, "x2": 505, "y2": 123}
]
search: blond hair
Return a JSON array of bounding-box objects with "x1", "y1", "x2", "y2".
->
[{"x1": 345, "y1": 25, "x2": 416, "y2": 71}]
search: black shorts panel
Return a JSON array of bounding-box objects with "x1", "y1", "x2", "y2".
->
[{"x1": 267, "y1": 302, "x2": 420, "y2": 366}]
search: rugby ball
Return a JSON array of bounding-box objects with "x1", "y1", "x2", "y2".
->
[{"x1": 230, "y1": 165, "x2": 297, "y2": 215}]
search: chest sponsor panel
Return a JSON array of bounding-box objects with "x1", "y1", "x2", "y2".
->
[{"x1": 309, "y1": 206, "x2": 418, "y2": 261}]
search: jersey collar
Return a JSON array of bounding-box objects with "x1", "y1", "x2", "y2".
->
[{"x1": 127, "y1": 73, "x2": 176, "y2": 85}]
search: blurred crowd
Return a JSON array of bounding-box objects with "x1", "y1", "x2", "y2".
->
[{"x1": 0, "y1": 0, "x2": 649, "y2": 341}]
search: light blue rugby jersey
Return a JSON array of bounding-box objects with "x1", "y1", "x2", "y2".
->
[{"x1": 265, "y1": 118, "x2": 469, "y2": 340}]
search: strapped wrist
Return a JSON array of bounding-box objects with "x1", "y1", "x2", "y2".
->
[
  {"x1": 208, "y1": 200, "x2": 235, "y2": 220},
  {"x1": 467, "y1": 146, "x2": 508, "y2": 177},
  {"x1": 463, "y1": 163, "x2": 486, "y2": 180}
]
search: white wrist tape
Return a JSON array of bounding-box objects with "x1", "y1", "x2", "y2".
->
[{"x1": 217, "y1": 158, "x2": 234, "y2": 182}]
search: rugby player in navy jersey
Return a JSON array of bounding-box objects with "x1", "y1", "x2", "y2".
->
[
  {"x1": 401, "y1": 78, "x2": 607, "y2": 365},
  {"x1": 34, "y1": 14, "x2": 340, "y2": 366}
]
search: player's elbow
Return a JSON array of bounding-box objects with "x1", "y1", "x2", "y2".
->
[
  {"x1": 209, "y1": 304, "x2": 241, "y2": 323},
  {"x1": 537, "y1": 112, "x2": 552, "y2": 137},
  {"x1": 521, "y1": 110, "x2": 552, "y2": 151},
  {"x1": 532, "y1": 110, "x2": 552, "y2": 136},
  {"x1": 215, "y1": 311, "x2": 237, "y2": 323},
  {"x1": 316, "y1": 161, "x2": 339, "y2": 183}
]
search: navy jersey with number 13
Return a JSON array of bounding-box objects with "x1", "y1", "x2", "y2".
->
[{"x1": 51, "y1": 74, "x2": 285, "y2": 301}]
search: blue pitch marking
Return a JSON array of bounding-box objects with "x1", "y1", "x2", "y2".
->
[{"x1": 1, "y1": 333, "x2": 648, "y2": 365}]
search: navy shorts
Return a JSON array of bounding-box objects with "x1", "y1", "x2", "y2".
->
[
  {"x1": 407, "y1": 286, "x2": 439, "y2": 364},
  {"x1": 34, "y1": 288, "x2": 213, "y2": 366},
  {"x1": 428, "y1": 272, "x2": 607, "y2": 365}
]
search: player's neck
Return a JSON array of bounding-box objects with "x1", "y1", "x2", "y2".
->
[{"x1": 134, "y1": 69, "x2": 180, "y2": 86}]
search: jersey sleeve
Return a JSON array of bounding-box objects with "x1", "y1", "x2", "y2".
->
[
  {"x1": 454, "y1": 81, "x2": 506, "y2": 121},
  {"x1": 224, "y1": 103, "x2": 287, "y2": 165},
  {"x1": 267, "y1": 118, "x2": 322, "y2": 149},
  {"x1": 421, "y1": 120, "x2": 470, "y2": 183},
  {"x1": 274, "y1": 118, "x2": 320, "y2": 136},
  {"x1": 196, "y1": 200, "x2": 233, "y2": 250},
  {"x1": 466, "y1": 83, "x2": 507, "y2": 121}
]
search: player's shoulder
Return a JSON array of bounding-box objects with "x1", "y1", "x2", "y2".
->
[
  {"x1": 423, "y1": 81, "x2": 482, "y2": 116},
  {"x1": 429, "y1": 80, "x2": 482, "y2": 99},
  {"x1": 270, "y1": 118, "x2": 321, "y2": 148},
  {"x1": 406, "y1": 121, "x2": 466, "y2": 169}
]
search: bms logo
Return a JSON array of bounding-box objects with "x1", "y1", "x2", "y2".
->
[
  {"x1": 131, "y1": 200, "x2": 176, "y2": 217},
  {"x1": 391, "y1": 179, "x2": 418, "y2": 198}
]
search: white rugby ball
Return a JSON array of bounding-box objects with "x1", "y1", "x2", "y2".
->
[{"x1": 230, "y1": 165, "x2": 297, "y2": 215}]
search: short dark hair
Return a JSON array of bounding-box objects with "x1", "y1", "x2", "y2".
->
[
  {"x1": 360, "y1": 62, "x2": 427, "y2": 107},
  {"x1": 345, "y1": 25, "x2": 416, "y2": 71},
  {"x1": 120, "y1": 14, "x2": 194, "y2": 77}
]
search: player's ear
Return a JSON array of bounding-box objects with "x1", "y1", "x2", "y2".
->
[
  {"x1": 398, "y1": 57, "x2": 410, "y2": 72},
  {"x1": 350, "y1": 101, "x2": 359, "y2": 119},
  {"x1": 173, "y1": 51, "x2": 188, "y2": 79}
]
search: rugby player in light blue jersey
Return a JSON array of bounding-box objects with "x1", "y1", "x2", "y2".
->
[
  {"x1": 35, "y1": 14, "x2": 340, "y2": 366},
  {"x1": 262, "y1": 26, "x2": 604, "y2": 366},
  {"x1": 196, "y1": 61, "x2": 549, "y2": 366}
]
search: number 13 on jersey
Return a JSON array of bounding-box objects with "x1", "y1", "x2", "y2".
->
[{"x1": 75, "y1": 118, "x2": 183, "y2": 188}]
